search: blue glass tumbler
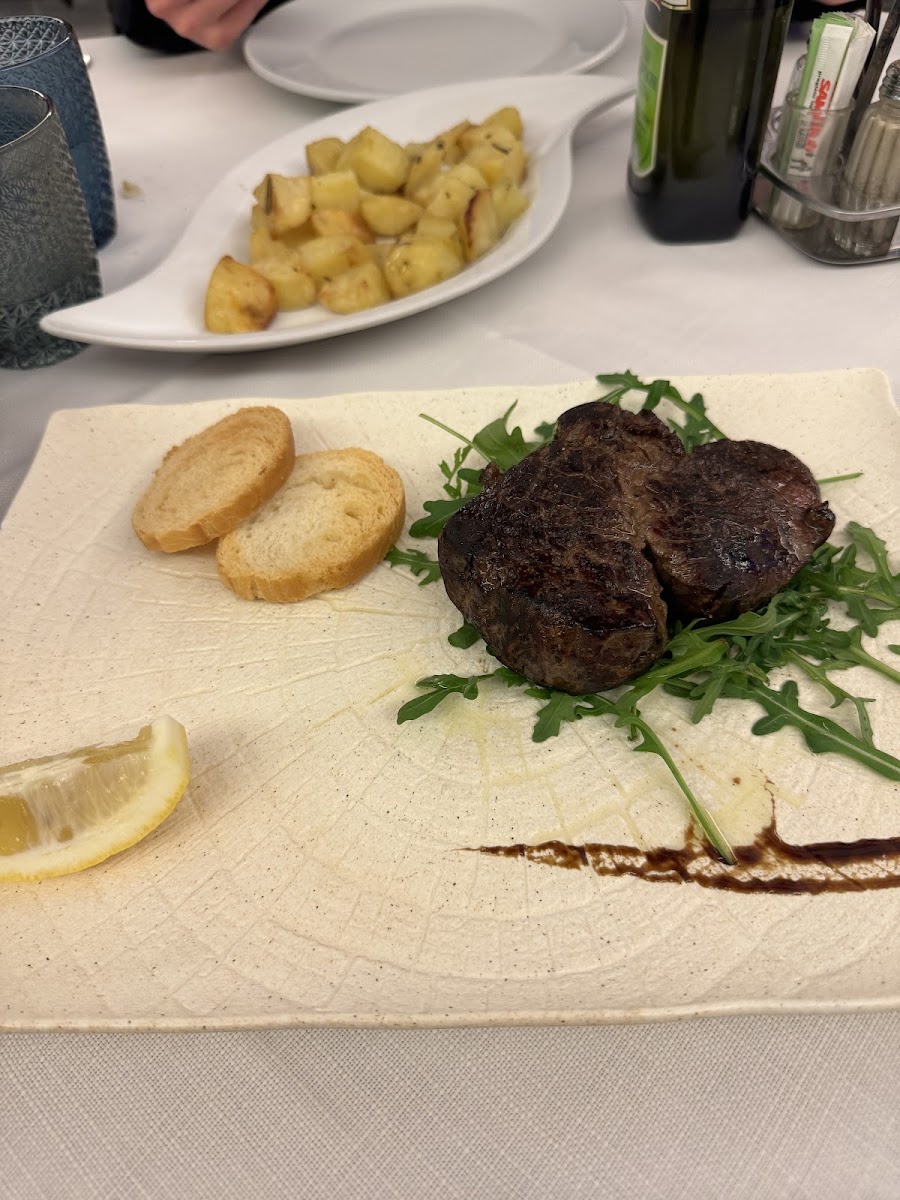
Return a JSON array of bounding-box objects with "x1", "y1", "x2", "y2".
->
[
  {"x1": 0, "y1": 16, "x2": 116, "y2": 249},
  {"x1": 0, "y1": 85, "x2": 101, "y2": 369}
]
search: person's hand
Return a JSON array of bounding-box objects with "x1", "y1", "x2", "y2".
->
[{"x1": 145, "y1": 0, "x2": 267, "y2": 49}]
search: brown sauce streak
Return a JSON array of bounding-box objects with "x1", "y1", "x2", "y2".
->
[{"x1": 476, "y1": 820, "x2": 900, "y2": 894}]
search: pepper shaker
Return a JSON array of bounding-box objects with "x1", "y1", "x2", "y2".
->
[{"x1": 834, "y1": 59, "x2": 900, "y2": 257}]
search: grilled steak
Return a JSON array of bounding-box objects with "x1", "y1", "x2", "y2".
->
[
  {"x1": 641, "y1": 439, "x2": 836, "y2": 622},
  {"x1": 437, "y1": 402, "x2": 834, "y2": 693}
]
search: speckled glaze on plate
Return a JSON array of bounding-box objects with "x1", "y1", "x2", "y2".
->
[{"x1": 1, "y1": 369, "x2": 898, "y2": 1031}]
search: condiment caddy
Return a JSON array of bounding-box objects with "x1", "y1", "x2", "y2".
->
[{"x1": 753, "y1": 1, "x2": 900, "y2": 265}]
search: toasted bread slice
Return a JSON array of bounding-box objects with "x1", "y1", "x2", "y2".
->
[
  {"x1": 133, "y1": 406, "x2": 295, "y2": 553},
  {"x1": 216, "y1": 448, "x2": 405, "y2": 602}
]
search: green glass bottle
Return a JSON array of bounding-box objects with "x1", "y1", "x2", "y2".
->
[{"x1": 627, "y1": 0, "x2": 794, "y2": 242}]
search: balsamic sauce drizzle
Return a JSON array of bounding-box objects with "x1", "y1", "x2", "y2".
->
[{"x1": 476, "y1": 819, "x2": 900, "y2": 894}]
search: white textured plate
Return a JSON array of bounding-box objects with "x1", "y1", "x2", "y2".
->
[
  {"x1": 243, "y1": 0, "x2": 628, "y2": 103},
  {"x1": 39, "y1": 74, "x2": 633, "y2": 354},
  {"x1": 1, "y1": 370, "x2": 899, "y2": 1031}
]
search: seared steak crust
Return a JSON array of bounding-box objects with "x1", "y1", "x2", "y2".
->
[
  {"x1": 641, "y1": 439, "x2": 836, "y2": 621},
  {"x1": 438, "y1": 405, "x2": 682, "y2": 692},
  {"x1": 437, "y1": 403, "x2": 835, "y2": 693}
]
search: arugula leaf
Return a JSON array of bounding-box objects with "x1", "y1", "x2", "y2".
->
[
  {"x1": 494, "y1": 665, "x2": 530, "y2": 687},
  {"x1": 397, "y1": 673, "x2": 490, "y2": 723},
  {"x1": 448, "y1": 621, "x2": 480, "y2": 649},
  {"x1": 596, "y1": 371, "x2": 728, "y2": 449},
  {"x1": 521, "y1": 682, "x2": 735, "y2": 863},
  {"x1": 848, "y1": 521, "x2": 899, "y2": 597},
  {"x1": 409, "y1": 497, "x2": 470, "y2": 538},
  {"x1": 608, "y1": 699, "x2": 735, "y2": 864},
  {"x1": 726, "y1": 679, "x2": 900, "y2": 781},
  {"x1": 784, "y1": 649, "x2": 875, "y2": 745},
  {"x1": 439, "y1": 445, "x2": 474, "y2": 499},
  {"x1": 395, "y1": 380, "x2": 900, "y2": 869},
  {"x1": 524, "y1": 687, "x2": 595, "y2": 742},
  {"x1": 817, "y1": 472, "x2": 863, "y2": 485},
  {"x1": 421, "y1": 403, "x2": 553, "y2": 475},
  {"x1": 470, "y1": 404, "x2": 536, "y2": 471},
  {"x1": 408, "y1": 405, "x2": 554, "y2": 542},
  {"x1": 384, "y1": 546, "x2": 442, "y2": 586}
]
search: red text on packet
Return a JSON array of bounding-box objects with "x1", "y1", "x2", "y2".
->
[{"x1": 803, "y1": 78, "x2": 832, "y2": 155}]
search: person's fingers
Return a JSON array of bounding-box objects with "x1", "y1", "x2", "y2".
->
[{"x1": 147, "y1": 0, "x2": 266, "y2": 49}]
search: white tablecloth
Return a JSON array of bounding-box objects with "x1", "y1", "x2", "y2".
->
[{"x1": 3, "y1": 8, "x2": 900, "y2": 1197}]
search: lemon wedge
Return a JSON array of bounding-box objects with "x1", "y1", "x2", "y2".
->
[{"x1": 0, "y1": 716, "x2": 190, "y2": 883}]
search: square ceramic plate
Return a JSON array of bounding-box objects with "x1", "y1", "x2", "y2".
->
[{"x1": 1, "y1": 369, "x2": 899, "y2": 1031}]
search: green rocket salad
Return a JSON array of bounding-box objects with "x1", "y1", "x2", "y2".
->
[{"x1": 385, "y1": 372, "x2": 900, "y2": 865}]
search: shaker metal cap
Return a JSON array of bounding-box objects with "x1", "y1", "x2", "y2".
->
[{"x1": 881, "y1": 60, "x2": 900, "y2": 101}]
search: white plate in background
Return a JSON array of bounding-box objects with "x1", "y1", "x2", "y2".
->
[
  {"x1": 243, "y1": 0, "x2": 629, "y2": 103},
  {"x1": 41, "y1": 73, "x2": 633, "y2": 354}
]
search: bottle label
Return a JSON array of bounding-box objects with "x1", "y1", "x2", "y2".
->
[{"x1": 631, "y1": 23, "x2": 667, "y2": 177}]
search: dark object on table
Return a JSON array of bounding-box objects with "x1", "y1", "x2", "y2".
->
[
  {"x1": 106, "y1": 0, "x2": 284, "y2": 52},
  {"x1": 792, "y1": 0, "x2": 864, "y2": 20},
  {"x1": 626, "y1": 0, "x2": 794, "y2": 242},
  {"x1": 437, "y1": 403, "x2": 835, "y2": 694}
]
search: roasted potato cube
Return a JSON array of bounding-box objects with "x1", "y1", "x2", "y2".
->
[
  {"x1": 383, "y1": 237, "x2": 463, "y2": 298},
  {"x1": 249, "y1": 219, "x2": 315, "y2": 264},
  {"x1": 415, "y1": 213, "x2": 460, "y2": 242},
  {"x1": 296, "y1": 235, "x2": 373, "y2": 284},
  {"x1": 459, "y1": 188, "x2": 500, "y2": 262},
  {"x1": 444, "y1": 162, "x2": 490, "y2": 190},
  {"x1": 461, "y1": 125, "x2": 527, "y2": 185},
  {"x1": 462, "y1": 142, "x2": 520, "y2": 186},
  {"x1": 249, "y1": 221, "x2": 280, "y2": 264},
  {"x1": 360, "y1": 194, "x2": 422, "y2": 237},
  {"x1": 370, "y1": 241, "x2": 395, "y2": 269},
  {"x1": 481, "y1": 106, "x2": 524, "y2": 139},
  {"x1": 306, "y1": 136, "x2": 345, "y2": 175},
  {"x1": 310, "y1": 170, "x2": 362, "y2": 214},
  {"x1": 252, "y1": 257, "x2": 317, "y2": 310},
  {"x1": 318, "y1": 261, "x2": 391, "y2": 314},
  {"x1": 430, "y1": 120, "x2": 474, "y2": 165},
  {"x1": 425, "y1": 174, "x2": 484, "y2": 222},
  {"x1": 310, "y1": 208, "x2": 374, "y2": 242},
  {"x1": 492, "y1": 180, "x2": 530, "y2": 232},
  {"x1": 204, "y1": 256, "x2": 277, "y2": 334},
  {"x1": 259, "y1": 173, "x2": 312, "y2": 236},
  {"x1": 403, "y1": 144, "x2": 443, "y2": 206},
  {"x1": 337, "y1": 126, "x2": 409, "y2": 193},
  {"x1": 469, "y1": 142, "x2": 528, "y2": 186},
  {"x1": 459, "y1": 121, "x2": 518, "y2": 155}
]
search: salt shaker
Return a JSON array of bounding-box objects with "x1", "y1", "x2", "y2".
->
[{"x1": 834, "y1": 59, "x2": 900, "y2": 258}]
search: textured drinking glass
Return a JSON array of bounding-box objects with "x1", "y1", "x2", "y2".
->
[
  {"x1": 0, "y1": 86, "x2": 101, "y2": 369},
  {"x1": 0, "y1": 16, "x2": 115, "y2": 248}
]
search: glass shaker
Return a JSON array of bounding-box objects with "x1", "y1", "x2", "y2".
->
[{"x1": 834, "y1": 60, "x2": 900, "y2": 258}]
